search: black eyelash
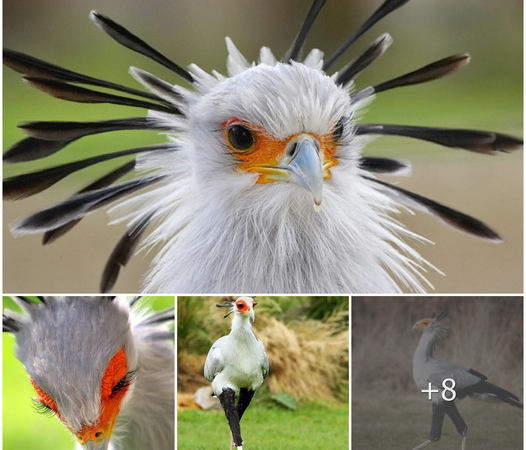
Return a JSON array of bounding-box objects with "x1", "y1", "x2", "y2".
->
[
  {"x1": 110, "y1": 368, "x2": 138, "y2": 397},
  {"x1": 31, "y1": 398, "x2": 56, "y2": 417}
]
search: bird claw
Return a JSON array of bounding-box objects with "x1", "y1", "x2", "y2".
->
[
  {"x1": 229, "y1": 437, "x2": 242, "y2": 450},
  {"x1": 410, "y1": 439, "x2": 433, "y2": 450}
]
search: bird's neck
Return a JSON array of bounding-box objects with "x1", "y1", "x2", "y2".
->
[
  {"x1": 230, "y1": 314, "x2": 254, "y2": 340},
  {"x1": 414, "y1": 330, "x2": 436, "y2": 363}
]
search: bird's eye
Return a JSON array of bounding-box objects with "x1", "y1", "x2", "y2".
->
[
  {"x1": 32, "y1": 399, "x2": 56, "y2": 417},
  {"x1": 237, "y1": 302, "x2": 245, "y2": 309},
  {"x1": 227, "y1": 125, "x2": 256, "y2": 152},
  {"x1": 331, "y1": 118, "x2": 345, "y2": 143},
  {"x1": 110, "y1": 375, "x2": 129, "y2": 397}
]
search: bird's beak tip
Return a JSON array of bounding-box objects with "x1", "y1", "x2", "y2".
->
[{"x1": 80, "y1": 436, "x2": 111, "y2": 450}]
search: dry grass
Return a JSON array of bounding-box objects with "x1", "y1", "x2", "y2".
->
[{"x1": 258, "y1": 313, "x2": 349, "y2": 401}]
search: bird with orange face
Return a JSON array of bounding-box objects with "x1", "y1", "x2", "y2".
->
[
  {"x1": 3, "y1": 297, "x2": 174, "y2": 450},
  {"x1": 205, "y1": 297, "x2": 269, "y2": 450}
]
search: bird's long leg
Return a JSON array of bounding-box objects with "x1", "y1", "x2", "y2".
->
[
  {"x1": 410, "y1": 440, "x2": 433, "y2": 450},
  {"x1": 443, "y1": 402, "x2": 467, "y2": 450},
  {"x1": 236, "y1": 388, "x2": 255, "y2": 421},
  {"x1": 411, "y1": 403, "x2": 446, "y2": 450},
  {"x1": 218, "y1": 388, "x2": 243, "y2": 450}
]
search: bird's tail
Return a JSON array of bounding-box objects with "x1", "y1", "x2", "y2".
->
[{"x1": 472, "y1": 380, "x2": 523, "y2": 409}]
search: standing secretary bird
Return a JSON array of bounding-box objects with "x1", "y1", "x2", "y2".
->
[
  {"x1": 411, "y1": 313, "x2": 522, "y2": 450},
  {"x1": 3, "y1": 297, "x2": 174, "y2": 450},
  {"x1": 205, "y1": 297, "x2": 269, "y2": 450},
  {"x1": 3, "y1": 0, "x2": 522, "y2": 293}
]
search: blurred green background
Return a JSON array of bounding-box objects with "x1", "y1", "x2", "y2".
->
[
  {"x1": 3, "y1": 0, "x2": 523, "y2": 293},
  {"x1": 2, "y1": 296, "x2": 174, "y2": 450}
]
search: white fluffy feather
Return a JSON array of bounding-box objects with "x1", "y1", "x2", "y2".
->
[{"x1": 112, "y1": 40, "x2": 433, "y2": 293}]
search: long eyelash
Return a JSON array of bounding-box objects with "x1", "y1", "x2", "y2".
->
[
  {"x1": 110, "y1": 368, "x2": 139, "y2": 397},
  {"x1": 31, "y1": 398, "x2": 56, "y2": 417}
]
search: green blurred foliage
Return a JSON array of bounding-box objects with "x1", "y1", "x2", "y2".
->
[{"x1": 177, "y1": 296, "x2": 349, "y2": 355}]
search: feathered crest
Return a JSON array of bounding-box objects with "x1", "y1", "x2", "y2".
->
[{"x1": 429, "y1": 310, "x2": 450, "y2": 339}]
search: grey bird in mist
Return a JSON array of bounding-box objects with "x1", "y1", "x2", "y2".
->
[{"x1": 411, "y1": 312, "x2": 522, "y2": 450}]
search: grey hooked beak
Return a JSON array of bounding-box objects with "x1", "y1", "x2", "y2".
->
[{"x1": 281, "y1": 134, "x2": 323, "y2": 210}]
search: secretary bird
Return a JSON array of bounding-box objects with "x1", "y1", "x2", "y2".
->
[
  {"x1": 3, "y1": 0, "x2": 522, "y2": 293},
  {"x1": 3, "y1": 296, "x2": 174, "y2": 450},
  {"x1": 411, "y1": 312, "x2": 522, "y2": 450},
  {"x1": 204, "y1": 297, "x2": 269, "y2": 450}
]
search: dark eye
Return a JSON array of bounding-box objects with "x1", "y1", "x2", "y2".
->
[
  {"x1": 32, "y1": 399, "x2": 56, "y2": 417},
  {"x1": 227, "y1": 125, "x2": 256, "y2": 152},
  {"x1": 237, "y1": 302, "x2": 244, "y2": 309},
  {"x1": 331, "y1": 118, "x2": 345, "y2": 143},
  {"x1": 110, "y1": 375, "x2": 128, "y2": 397}
]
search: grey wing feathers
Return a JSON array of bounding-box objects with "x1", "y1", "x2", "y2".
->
[
  {"x1": 259, "y1": 340, "x2": 269, "y2": 378},
  {"x1": 428, "y1": 362, "x2": 481, "y2": 390},
  {"x1": 262, "y1": 353, "x2": 269, "y2": 378},
  {"x1": 204, "y1": 336, "x2": 226, "y2": 382}
]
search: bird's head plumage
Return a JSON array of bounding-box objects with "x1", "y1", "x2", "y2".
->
[
  {"x1": 191, "y1": 56, "x2": 347, "y2": 208},
  {"x1": 217, "y1": 297, "x2": 257, "y2": 323},
  {"x1": 3, "y1": 297, "x2": 139, "y2": 450},
  {"x1": 413, "y1": 311, "x2": 448, "y2": 336}
]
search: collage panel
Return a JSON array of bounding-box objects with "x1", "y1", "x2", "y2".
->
[
  {"x1": 351, "y1": 296, "x2": 523, "y2": 450},
  {"x1": 177, "y1": 296, "x2": 349, "y2": 450},
  {"x1": 2, "y1": 0, "x2": 522, "y2": 295},
  {"x1": 2, "y1": 296, "x2": 174, "y2": 450}
]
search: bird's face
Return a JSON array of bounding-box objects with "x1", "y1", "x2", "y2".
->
[
  {"x1": 413, "y1": 314, "x2": 447, "y2": 334},
  {"x1": 74, "y1": 348, "x2": 133, "y2": 449},
  {"x1": 30, "y1": 348, "x2": 133, "y2": 450},
  {"x1": 13, "y1": 298, "x2": 138, "y2": 450},
  {"x1": 412, "y1": 318, "x2": 435, "y2": 332},
  {"x1": 188, "y1": 60, "x2": 354, "y2": 210},
  {"x1": 234, "y1": 297, "x2": 257, "y2": 322}
]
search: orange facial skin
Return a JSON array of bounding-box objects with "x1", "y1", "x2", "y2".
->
[
  {"x1": 31, "y1": 378, "x2": 61, "y2": 418},
  {"x1": 30, "y1": 348, "x2": 131, "y2": 445},
  {"x1": 222, "y1": 118, "x2": 339, "y2": 183},
  {"x1": 414, "y1": 319, "x2": 431, "y2": 329},
  {"x1": 235, "y1": 299, "x2": 251, "y2": 314}
]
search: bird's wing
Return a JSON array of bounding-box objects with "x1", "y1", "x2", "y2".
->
[
  {"x1": 204, "y1": 336, "x2": 227, "y2": 382},
  {"x1": 427, "y1": 361, "x2": 482, "y2": 390},
  {"x1": 261, "y1": 343, "x2": 269, "y2": 379}
]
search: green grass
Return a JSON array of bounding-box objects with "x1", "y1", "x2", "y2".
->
[
  {"x1": 352, "y1": 395, "x2": 523, "y2": 450},
  {"x1": 177, "y1": 402, "x2": 349, "y2": 450},
  {"x1": 2, "y1": 296, "x2": 174, "y2": 450}
]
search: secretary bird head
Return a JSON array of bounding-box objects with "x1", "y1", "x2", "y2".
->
[
  {"x1": 217, "y1": 297, "x2": 257, "y2": 322},
  {"x1": 3, "y1": 296, "x2": 175, "y2": 450},
  {"x1": 412, "y1": 312, "x2": 448, "y2": 334},
  {"x1": 3, "y1": 0, "x2": 522, "y2": 294}
]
